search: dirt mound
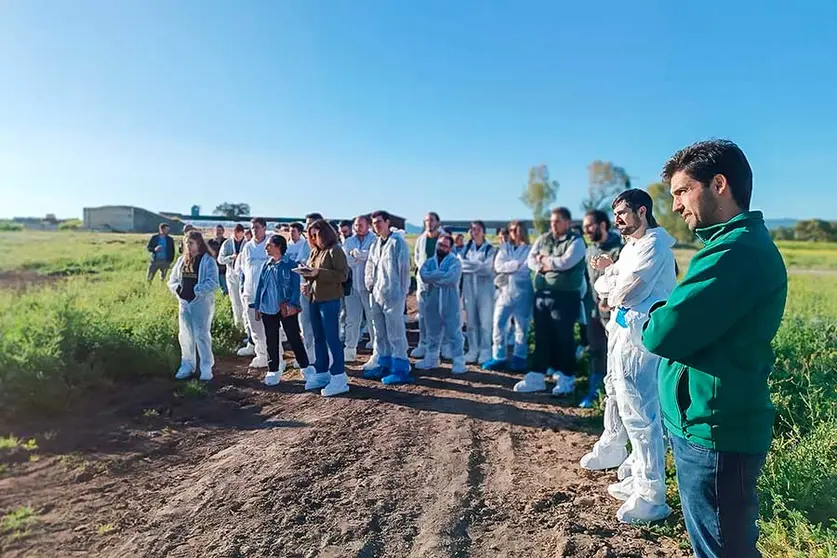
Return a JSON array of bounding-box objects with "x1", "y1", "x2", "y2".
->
[{"x1": 0, "y1": 353, "x2": 688, "y2": 557}]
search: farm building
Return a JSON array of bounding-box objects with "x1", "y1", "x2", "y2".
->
[
  {"x1": 83, "y1": 206, "x2": 185, "y2": 234},
  {"x1": 160, "y1": 211, "x2": 408, "y2": 231}
]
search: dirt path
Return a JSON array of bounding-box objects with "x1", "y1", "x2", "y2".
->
[{"x1": 1, "y1": 351, "x2": 688, "y2": 558}]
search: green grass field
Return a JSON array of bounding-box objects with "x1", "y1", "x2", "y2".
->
[{"x1": 1, "y1": 230, "x2": 836, "y2": 555}]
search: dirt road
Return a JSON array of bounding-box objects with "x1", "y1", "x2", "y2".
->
[{"x1": 1, "y1": 349, "x2": 688, "y2": 558}]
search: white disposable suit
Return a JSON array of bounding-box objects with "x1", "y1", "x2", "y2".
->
[
  {"x1": 417, "y1": 252, "x2": 465, "y2": 371},
  {"x1": 491, "y1": 243, "x2": 533, "y2": 361},
  {"x1": 585, "y1": 226, "x2": 677, "y2": 524},
  {"x1": 239, "y1": 235, "x2": 272, "y2": 366},
  {"x1": 168, "y1": 254, "x2": 219, "y2": 380},
  {"x1": 343, "y1": 232, "x2": 377, "y2": 351},
  {"x1": 217, "y1": 237, "x2": 246, "y2": 327},
  {"x1": 459, "y1": 240, "x2": 496, "y2": 363}
]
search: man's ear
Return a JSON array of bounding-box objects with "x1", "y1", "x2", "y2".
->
[{"x1": 712, "y1": 174, "x2": 728, "y2": 195}]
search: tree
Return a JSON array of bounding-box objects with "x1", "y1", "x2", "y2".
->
[
  {"x1": 213, "y1": 203, "x2": 251, "y2": 218},
  {"x1": 770, "y1": 226, "x2": 795, "y2": 241},
  {"x1": 646, "y1": 182, "x2": 694, "y2": 244},
  {"x1": 793, "y1": 219, "x2": 835, "y2": 242},
  {"x1": 520, "y1": 165, "x2": 559, "y2": 234},
  {"x1": 582, "y1": 161, "x2": 631, "y2": 211}
]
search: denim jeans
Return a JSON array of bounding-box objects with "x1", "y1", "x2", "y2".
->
[
  {"x1": 669, "y1": 432, "x2": 767, "y2": 558},
  {"x1": 308, "y1": 299, "x2": 344, "y2": 375}
]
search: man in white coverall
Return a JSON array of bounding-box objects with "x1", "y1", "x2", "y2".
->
[
  {"x1": 342, "y1": 214, "x2": 377, "y2": 363},
  {"x1": 239, "y1": 217, "x2": 274, "y2": 370},
  {"x1": 217, "y1": 223, "x2": 248, "y2": 327},
  {"x1": 459, "y1": 220, "x2": 496, "y2": 364},
  {"x1": 411, "y1": 211, "x2": 444, "y2": 359},
  {"x1": 415, "y1": 234, "x2": 467, "y2": 374},
  {"x1": 582, "y1": 189, "x2": 677, "y2": 524},
  {"x1": 364, "y1": 210, "x2": 413, "y2": 385}
]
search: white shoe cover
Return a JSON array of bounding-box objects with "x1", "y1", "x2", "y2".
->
[
  {"x1": 618, "y1": 453, "x2": 635, "y2": 481},
  {"x1": 579, "y1": 443, "x2": 629, "y2": 471},
  {"x1": 263, "y1": 371, "x2": 282, "y2": 386},
  {"x1": 513, "y1": 372, "x2": 547, "y2": 393},
  {"x1": 551, "y1": 371, "x2": 576, "y2": 396},
  {"x1": 451, "y1": 357, "x2": 467, "y2": 375},
  {"x1": 199, "y1": 370, "x2": 213, "y2": 381},
  {"x1": 463, "y1": 351, "x2": 479, "y2": 364},
  {"x1": 304, "y1": 369, "x2": 331, "y2": 391},
  {"x1": 344, "y1": 348, "x2": 358, "y2": 363},
  {"x1": 608, "y1": 477, "x2": 634, "y2": 502},
  {"x1": 175, "y1": 366, "x2": 193, "y2": 380},
  {"x1": 250, "y1": 355, "x2": 268, "y2": 369},
  {"x1": 321, "y1": 372, "x2": 350, "y2": 397},
  {"x1": 415, "y1": 357, "x2": 440, "y2": 370},
  {"x1": 362, "y1": 354, "x2": 380, "y2": 370},
  {"x1": 410, "y1": 345, "x2": 427, "y2": 359},
  {"x1": 237, "y1": 344, "x2": 256, "y2": 357},
  {"x1": 616, "y1": 494, "x2": 672, "y2": 524}
]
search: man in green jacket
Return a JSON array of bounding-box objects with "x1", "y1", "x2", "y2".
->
[{"x1": 642, "y1": 140, "x2": 787, "y2": 557}]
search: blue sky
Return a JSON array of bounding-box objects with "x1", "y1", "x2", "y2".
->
[{"x1": 2, "y1": 1, "x2": 835, "y2": 224}]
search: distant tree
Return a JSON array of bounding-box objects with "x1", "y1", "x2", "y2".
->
[
  {"x1": 646, "y1": 182, "x2": 694, "y2": 244},
  {"x1": 770, "y1": 226, "x2": 795, "y2": 241},
  {"x1": 520, "y1": 165, "x2": 559, "y2": 234},
  {"x1": 582, "y1": 161, "x2": 631, "y2": 211},
  {"x1": 213, "y1": 203, "x2": 251, "y2": 218},
  {"x1": 793, "y1": 219, "x2": 836, "y2": 242},
  {"x1": 44, "y1": 213, "x2": 58, "y2": 224},
  {"x1": 58, "y1": 219, "x2": 83, "y2": 231}
]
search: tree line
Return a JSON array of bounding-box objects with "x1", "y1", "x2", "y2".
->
[{"x1": 771, "y1": 220, "x2": 837, "y2": 242}]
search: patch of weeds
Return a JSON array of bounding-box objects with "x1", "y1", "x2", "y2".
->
[
  {"x1": 143, "y1": 408, "x2": 160, "y2": 417},
  {"x1": 1, "y1": 506, "x2": 38, "y2": 541},
  {"x1": 59, "y1": 452, "x2": 87, "y2": 469},
  {"x1": 0, "y1": 464, "x2": 7, "y2": 475},
  {"x1": 96, "y1": 523, "x2": 116, "y2": 535},
  {"x1": 28, "y1": 454, "x2": 40, "y2": 463},
  {"x1": 176, "y1": 379, "x2": 209, "y2": 399},
  {"x1": 0, "y1": 436, "x2": 38, "y2": 452}
]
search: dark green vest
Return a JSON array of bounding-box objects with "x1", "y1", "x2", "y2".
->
[{"x1": 532, "y1": 232, "x2": 586, "y2": 292}]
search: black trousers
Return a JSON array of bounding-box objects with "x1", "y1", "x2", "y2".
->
[
  {"x1": 262, "y1": 312, "x2": 310, "y2": 372},
  {"x1": 587, "y1": 314, "x2": 609, "y2": 376},
  {"x1": 532, "y1": 289, "x2": 581, "y2": 376}
]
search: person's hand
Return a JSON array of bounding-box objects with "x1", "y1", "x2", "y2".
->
[
  {"x1": 598, "y1": 300, "x2": 610, "y2": 314},
  {"x1": 254, "y1": 310, "x2": 262, "y2": 322},
  {"x1": 306, "y1": 268, "x2": 320, "y2": 278},
  {"x1": 540, "y1": 258, "x2": 553, "y2": 272},
  {"x1": 301, "y1": 283, "x2": 311, "y2": 297},
  {"x1": 593, "y1": 254, "x2": 614, "y2": 270},
  {"x1": 154, "y1": 246, "x2": 162, "y2": 252},
  {"x1": 350, "y1": 249, "x2": 359, "y2": 257}
]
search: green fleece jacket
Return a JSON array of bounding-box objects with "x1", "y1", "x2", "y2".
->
[{"x1": 642, "y1": 211, "x2": 787, "y2": 454}]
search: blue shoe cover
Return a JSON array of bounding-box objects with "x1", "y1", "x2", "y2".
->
[
  {"x1": 481, "y1": 358, "x2": 507, "y2": 371},
  {"x1": 391, "y1": 357, "x2": 411, "y2": 374},
  {"x1": 362, "y1": 367, "x2": 387, "y2": 380},
  {"x1": 381, "y1": 372, "x2": 414, "y2": 385},
  {"x1": 510, "y1": 356, "x2": 528, "y2": 372},
  {"x1": 578, "y1": 395, "x2": 596, "y2": 409}
]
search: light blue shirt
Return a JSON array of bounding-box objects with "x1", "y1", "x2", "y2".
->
[{"x1": 251, "y1": 255, "x2": 301, "y2": 315}]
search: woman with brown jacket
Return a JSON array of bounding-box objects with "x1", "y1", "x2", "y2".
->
[{"x1": 299, "y1": 219, "x2": 351, "y2": 397}]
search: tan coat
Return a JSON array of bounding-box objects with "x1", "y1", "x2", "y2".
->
[{"x1": 306, "y1": 245, "x2": 349, "y2": 303}]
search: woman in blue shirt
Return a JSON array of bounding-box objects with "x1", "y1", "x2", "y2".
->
[{"x1": 252, "y1": 235, "x2": 312, "y2": 386}]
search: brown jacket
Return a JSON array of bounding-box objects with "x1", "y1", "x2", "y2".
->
[{"x1": 306, "y1": 245, "x2": 349, "y2": 302}]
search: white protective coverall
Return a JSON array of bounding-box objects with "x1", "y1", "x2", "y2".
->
[
  {"x1": 412, "y1": 231, "x2": 433, "y2": 357},
  {"x1": 459, "y1": 240, "x2": 497, "y2": 363},
  {"x1": 168, "y1": 254, "x2": 219, "y2": 380},
  {"x1": 417, "y1": 252, "x2": 465, "y2": 372},
  {"x1": 293, "y1": 238, "x2": 316, "y2": 363},
  {"x1": 343, "y1": 232, "x2": 377, "y2": 353},
  {"x1": 217, "y1": 237, "x2": 246, "y2": 327},
  {"x1": 365, "y1": 230, "x2": 411, "y2": 373},
  {"x1": 239, "y1": 234, "x2": 272, "y2": 367},
  {"x1": 492, "y1": 243, "x2": 533, "y2": 361},
  {"x1": 586, "y1": 226, "x2": 677, "y2": 524}
]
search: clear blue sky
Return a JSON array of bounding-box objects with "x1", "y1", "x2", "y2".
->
[{"x1": 2, "y1": 1, "x2": 835, "y2": 224}]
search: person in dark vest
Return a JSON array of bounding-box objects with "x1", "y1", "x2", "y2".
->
[
  {"x1": 146, "y1": 223, "x2": 176, "y2": 283},
  {"x1": 206, "y1": 225, "x2": 228, "y2": 296},
  {"x1": 515, "y1": 207, "x2": 586, "y2": 396},
  {"x1": 168, "y1": 230, "x2": 219, "y2": 381}
]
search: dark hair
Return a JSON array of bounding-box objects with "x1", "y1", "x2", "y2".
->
[
  {"x1": 289, "y1": 222, "x2": 304, "y2": 233},
  {"x1": 251, "y1": 217, "x2": 267, "y2": 227},
  {"x1": 371, "y1": 210, "x2": 391, "y2": 222},
  {"x1": 308, "y1": 219, "x2": 339, "y2": 248},
  {"x1": 438, "y1": 233, "x2": 454, "y2": 247},
  {"x1": 661, "y1": 139, "x2": 753, "y2": 210},
  {"x1": 233, "y1": 223, "x2": 245, "y2": 233},
  {"x1": 585, "y1": 209, "x2": 611, "y2": 230},
  {"x1": 612, "y1": 189, "x2": 659, "y2": 228},
  {"x1": 159, "y1": 223, "x2": 170, "y2": 231},
  {"x1": 508, "y1": 220, "x2": 530, "y2": 245},
  {"x1": 339, "y1": 220, "x2": 352, "y2": 229},
  {"x1": 471, "y1": 220, "x2": 486, "y2": 234},
  {"x1": 305, "y1": 212, "x2": 324, "y2": 221},
  {"x1": 551, "y1": 207, "x2": 572, "y2": 221},
  {"x1": 268, "y1": 234, "x2": 288, "y2": 255},
  {"x1": 428, "y1": 212, "x2": 440, "y2": 222},
  {"x1": 183, "y1": 230, "x2": 210, "y2": 272}
]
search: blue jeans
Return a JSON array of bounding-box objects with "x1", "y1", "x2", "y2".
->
[
  {"x1": 308, "y1": 299, "x2": 344, "y2": 375},
  {"x1": 218, "y1": 272, "x2": 228, "y2": 295},
  {"x1": 669, "y1": 432, "x2": 766, "y2": 558}
]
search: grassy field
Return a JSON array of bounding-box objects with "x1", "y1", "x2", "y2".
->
[{"x1": 1, "y1": 230, "x2": 836, "y2": 556}]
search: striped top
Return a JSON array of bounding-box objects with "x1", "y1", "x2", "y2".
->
[{"x1": 251, "y1": 255, "x2": 301, "y2": 315}]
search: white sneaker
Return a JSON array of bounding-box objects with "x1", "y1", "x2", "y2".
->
[
  {"x1": 513, "y1": 372, "x2": 547, "y2": 393},
  {"x1": 321, "y1": 373, "x2": 350, "y2": 397},
  {"x1": 237, "y1": 344, "x2": 256, "y2": 357},
  {"x1": 579, "y1": 444, "x2": 629, "y2": 471},
  {"x1": 463, "y1": 351, "x2": 478, "y2": 364},
  {"x1": 263, "y1": 371, "x2": 282, "y2": 386},
  {"x1": 303, "y1": 367, "x2": 330, "y2": 390},
  {"x1": 362, "y1": 354, "x2": 380, "y2": 371},
  {"x1": 175, "y1": 366, "x2": 193, "y2": 380},
  {"x1": 477, "y1": 349, "x2": 492, "y2": 364},
  {"x1": 451, "y1": 357, "x2": 467, "y2": 375},
  {"x1": 551, "y1": 371, "x2": 576, "y2": 396},
  {"x1": 410, "y1": 345, "x2": 427, "y2": 359},
  {"x1": 199, "y1": 369, "x2": 213, "y2": 382},
  {"x1": 617, "y1": 494, "x2": 672, "y2": 524},
  {"x1": 415, "y1": 357, "x2": 440, "y2": 370},
  {"x1": 250, "y1": 355, "x2": 268, "y2": 369},
  {"x1": 344, "y1": 348, "x2": 358, "y2": 362},
  {"x1": 608, "y1": 477, "x2": 634, "y2": 502}
]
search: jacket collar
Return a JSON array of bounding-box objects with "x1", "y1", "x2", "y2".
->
[{"x1": 695, "y1": 210, "x2": 764, "y2": 245}]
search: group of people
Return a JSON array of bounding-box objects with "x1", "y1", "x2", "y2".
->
[{"x1": 148, "y1": 139, "x2": 787, "y2": 558}]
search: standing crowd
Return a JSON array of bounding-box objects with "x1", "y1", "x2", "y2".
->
[{"x1": 147, "y1": 140, "x2": 787, "y2": 558}]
